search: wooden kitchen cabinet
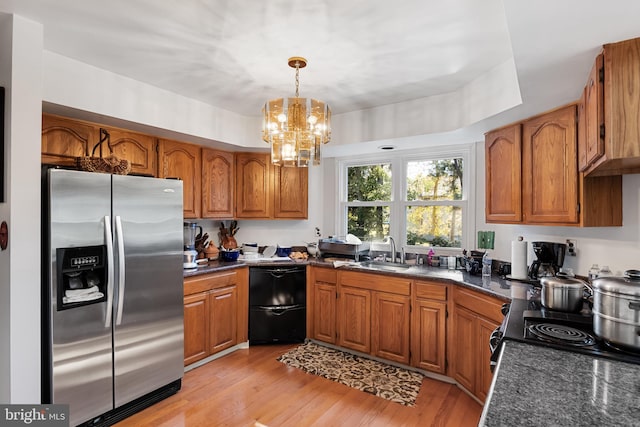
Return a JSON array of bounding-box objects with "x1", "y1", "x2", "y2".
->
[
  {"x1": 582, "y1": 53, "x2": 605, "y2": 171},
  {"x1": 202, "y1": 148, "x2": 235, "y2": 219},
  {"x1": 208, "y1": 285, "x2": 238, "y2": 354},
  {"x1": 309, "y1": 266, "x2": 338, "y2": 344},
  {"x1": 411, "y1": 281, "x2": 447, "y2": 374},
  {"x1": 41, "y1": 114, "x2": 97, "y2": 167},
  {"x1": 486, "y1": 104, "x2": 622, "y2": 227},
  {"x1": 235, "y1": 152, "x2": 309, "y2": 219},
  {"x1": 42, "y1": 114, "x2": 157, "y2": 176},
  {"x1": 522, "y1": 104, "x2": 579, "y2": 225},
  {"x1": 158, "y1": 138, "x2": 202, "y2": 219},
  {"x1": 183, "y1": 267, "x2": 248, "y2": 366},
  {"x1": 485, "y1": 123, "x2": 522, "y2": 223},
  {"x1": 337, "y1": 271, "x2": 411, "y2": 363},
  {"x1": 450, "y1": 287, "x2": 503, "y2": 402},
  {"x1": 183, "y1": 292, "x2": 209, "y2": 366},
  {"x1": 273, "y1": 165, "x2": 308, "y2": 219},
  {"x1": 107, "y1": 127, "x2": 157, "y2": 176},
  {"x1": 372, "y1": 291, "x2": 410, "y2": 364},
  {"x1": 235, "y1": 152, "x2": 273, "y2": 219},
  {"x1": 338, "y1": 286, "x2": 371, "y2": 353},
  {"x1": 585, "y1": 37, "x2": 640, "y2": 176}
]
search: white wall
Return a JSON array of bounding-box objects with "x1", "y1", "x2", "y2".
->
[
  {"x1": 475, "y1": 142, "x2": 640, "y2": 276},
  {"x1": 43, "y1": 51, "x2": 263, "y2": 149},
  {"x1": 0, "y1": 13, "x2": 43, "y2": 404}
]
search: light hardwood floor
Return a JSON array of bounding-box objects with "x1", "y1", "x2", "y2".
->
[{"x1": 115, "y1": 344, "x2": 482, "y2": 427}]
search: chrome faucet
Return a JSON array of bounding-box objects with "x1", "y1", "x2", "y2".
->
[{"x1": 385, "y1": 236, "x2": 397, "y2": 263}]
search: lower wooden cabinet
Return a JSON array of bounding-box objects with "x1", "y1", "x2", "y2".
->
[
  {"x1": 372, "y1": 291, "x2": 410, "y2": 364},
  {"x1": 450, "y1": 287, "x2": 503, "y2": 402},
  {"x1": 411, "y1": 281, "x2": 447, "y2": 374},
  {"x1": 307, "y1": 266, "x2": 507, "y2": 396},
  {"x1": 183, "y1": 268, "x2": 248, "y2": 366},
  {"x1": 309, "y1": 267, "x2": 338, "y2": 344},
  {"x1": 208, "y1": 285, "x2": 238, "y2": 354},
  {"x1": 183, "y1": 292, "x2": 209, "y2": 366},
  {"x1": 338, "y1": 286, "x2": 372, "y2": 353},
  {"x1": 336, "y1": 270, "x2": 411, "y2": 364}
]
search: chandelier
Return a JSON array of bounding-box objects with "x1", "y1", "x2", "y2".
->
[{"x1": 262, "y1": 57, "x2": 331, "y2": 167}]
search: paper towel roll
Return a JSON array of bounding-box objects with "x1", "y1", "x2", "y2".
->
[{"x1": 511, "y1": 238, "x2": 528, "y2": 279}]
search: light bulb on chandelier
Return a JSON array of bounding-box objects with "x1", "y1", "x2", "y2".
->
[{"x1": 262, "y1": 57, "x2": 331, "y2": 167}]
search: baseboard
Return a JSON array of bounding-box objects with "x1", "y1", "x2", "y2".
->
[{"x1": 184, "y1": 341, "x2": 249, "y2": 372}]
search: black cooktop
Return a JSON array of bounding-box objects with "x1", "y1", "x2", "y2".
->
[{"x1": 502, "y1": 298, "x2": 640, "y2": 365}]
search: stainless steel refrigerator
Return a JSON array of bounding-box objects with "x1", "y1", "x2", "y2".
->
[{"x1": 42, "y1": 168, "x2": 184, "y2": 426}]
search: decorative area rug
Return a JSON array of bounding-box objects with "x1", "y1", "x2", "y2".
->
[{"x1": 277, "y1": 342, "x2": 424, "y2": 406}]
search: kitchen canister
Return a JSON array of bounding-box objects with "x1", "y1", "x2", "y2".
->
[{"x1": 511, "y1": 236, "x2": 528, "y2": 279}]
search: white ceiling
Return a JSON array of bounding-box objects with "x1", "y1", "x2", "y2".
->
[{"x1": 2, "y1": 0, "x2": 640, "y2": 146}]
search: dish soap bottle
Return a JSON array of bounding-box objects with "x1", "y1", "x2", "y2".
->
[
  {"x1": 427, "y1": 248, "x2": 434, "y2": 266},
  {"x1": 482, "y1": 252, "x2": 492, "y2": 277}
]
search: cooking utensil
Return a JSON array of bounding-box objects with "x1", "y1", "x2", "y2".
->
[
  {"x1": 592, "y1": 270, "x2": 640, "y2": 350},
  {"x1": 540, "y1": 274, "x2": 592, "y2": 313}
]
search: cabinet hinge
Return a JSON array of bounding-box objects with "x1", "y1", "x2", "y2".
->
[
  {"x1": 600, "y1": 124, "x2": 605, "y2": 140},
  {"x1": 577, "y1": 203, "x2": 581, "y2": 213},
  {"x1": 445, "y1": 308, "x2": 449, "y2": 319},
  {"x1": 599, "y1": 66, "x2": 604, "y2": 83},
  {"x1": 445, "y1": 360, "x2": 449, "y2": 370}
]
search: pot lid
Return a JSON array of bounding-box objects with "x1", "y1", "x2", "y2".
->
[
  {"x1": 592, "y1": 270, "x2": 640, "y2": 296},
  {"x1": 540, "y1": 275, "x2": 587, "y2": 289}
]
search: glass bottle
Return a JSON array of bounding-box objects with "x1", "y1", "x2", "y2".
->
[
  {"x1": 599, "y1": 265, "x2": 612, "y2": 277},
  {"x1": 588, "y1": 264, "x2": 600, "y2": 280}
]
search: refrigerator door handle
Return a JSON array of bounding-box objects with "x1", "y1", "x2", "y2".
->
[
  {"x1": 115, "y1": 215, "x2": 126, "y2": 325},
  {"x1": 104, "y1": 216, "x2": 115, "y2": 328}
]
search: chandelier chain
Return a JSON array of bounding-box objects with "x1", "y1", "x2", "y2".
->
[{"x1": 295, "y1": 62, "x2": 300, "y2": 98}]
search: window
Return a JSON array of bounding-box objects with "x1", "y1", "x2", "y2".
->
[{"x1": 339, "y1": 145, "x2": 474, "y2": 251}]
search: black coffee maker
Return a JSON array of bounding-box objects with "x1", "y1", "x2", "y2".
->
[{"x1": 528, "y1": 241, "x2": 566, "y2": 279}]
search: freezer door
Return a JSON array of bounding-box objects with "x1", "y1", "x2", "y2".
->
[
  {"x1": 46, "y1": 169, "x2": 114, "y2": 426},
  {"x1": 112, "y1": 175, "x2": 184, "y2": 407}
]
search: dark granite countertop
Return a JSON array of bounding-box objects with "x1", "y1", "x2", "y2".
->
[
  {"x1": 183, "y1": 257, "x2": 518, "y2": 301},
  {"x1": 480, "y1": 340, "x2": 640, "y2": 426}
]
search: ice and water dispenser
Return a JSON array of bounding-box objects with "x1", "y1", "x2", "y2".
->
[{"x1": 56, "y1": 245, "x2": 107, "y2": 310}]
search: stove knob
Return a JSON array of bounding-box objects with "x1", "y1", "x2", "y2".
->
[{"x1": 501, "y1": 303, "x2": 510, "y2": 316}]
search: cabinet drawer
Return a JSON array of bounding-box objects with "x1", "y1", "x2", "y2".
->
[
  {"x1": 453, "y1": 287, "x2": 503, "y2": 323},
  {"x1": 184, "y1": 270, "x2": 238, "y2": 295},
  {"x1": 415, "y1": 281, "x2": 447, "y2": 301},
  {"x1": 314, "y1": 267, "x2": 337, "y2": 284},
  {"x1": 340, "y1": 271, "x2": 411, "y2": 296}
]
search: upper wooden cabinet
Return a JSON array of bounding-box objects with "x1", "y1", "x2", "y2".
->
[
  {"x1": 235, "y1": 152, "x2": 308, "y2": 219},
  {"x1": 522, "y1": 104, "x2": 579, "y2": 225},
  {"x1": 485, "y1": 123, "x2": 522, "y2": 223},
  {"x1": 235, "y1": 153, "x2": 273, "y2": 219},
  {"x1": 584, "y1": 38, "x2": 640, "y2": 176},
  {"x1": 583, "y1": 53, "x2": 605, "y2": 171},
  {"x1": 485, "y1": 104, "x2": 622, "y2": 227},
  {"x1": 41, "y1": 114, "x2": 157, "y2": 176},
  {"x1": 107, "y1": 127, "x2": 157, "y2": 176},
  {"x1": 41, "y1": 114, "x2": 97, "y2": 167},
  {"x1": 273, "y1": 165, "x2": 308, "y2": 219},
  {"x1": 158, "y1": 139, "x2": 202, "y2": 218},
  {"x1": 202, "y1": 148, "x2": 235, "y2": 219}
]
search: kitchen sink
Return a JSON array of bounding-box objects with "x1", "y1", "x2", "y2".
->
[{"x1": 358, "y1": 261, "x2": 412, "y2": 273}]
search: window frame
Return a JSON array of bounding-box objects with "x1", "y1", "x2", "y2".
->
[{"x1": 337, "y1": 144, "x2": 476, "y2": 254}]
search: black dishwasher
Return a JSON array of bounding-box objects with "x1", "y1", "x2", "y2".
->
[{"x1": 249, "y1": 266, "x2": 306, "y2": 344}]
